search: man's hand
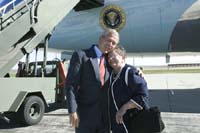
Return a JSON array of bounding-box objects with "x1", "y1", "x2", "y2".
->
[
  {"x1": 69, "y1": 112, "x2": 80, "y2": 128},
  {"x1": 137, "y1": 67, "x2": 144, "y2": 78}
]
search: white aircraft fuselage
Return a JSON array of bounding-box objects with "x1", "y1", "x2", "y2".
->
[{"x1": 49, "y1": 0, "x2": 200, "y2": 53}]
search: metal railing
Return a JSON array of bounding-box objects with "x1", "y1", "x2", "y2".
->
[
  {"x1": 0, "y1": 0, "x2": 16, "y2": 16},
  {"x1": 31, "y1": 0, "x2": 40, "y2": 23},
  {"x1": 0, "y1": 0, "x2": 33, "y2": 31}
]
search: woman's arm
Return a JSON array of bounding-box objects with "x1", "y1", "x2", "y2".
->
[{"x1": 115, "y1": 100, "x2": 143, "y2": 124}]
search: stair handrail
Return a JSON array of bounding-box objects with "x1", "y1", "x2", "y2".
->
[
  {"x1": 0, "y1": 0, "x2": 16, "y2": 16},
  {"x1": 31, "y1": 0, "x2": 40, "y2": 23},
  {"x1": 0, "y1": 0, "x2": 32, "y2": 31}
]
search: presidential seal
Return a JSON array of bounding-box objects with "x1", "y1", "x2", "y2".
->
[{"x1": 99, "y1": 4, "x2": 126, "y2": 31}]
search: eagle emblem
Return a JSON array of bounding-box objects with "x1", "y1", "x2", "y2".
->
[{"x1": 100, "y1": 4, "x2": 126, "y2": 31}]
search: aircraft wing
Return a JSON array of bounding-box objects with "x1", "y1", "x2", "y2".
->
[{"x1": 74, "y1": 0, "x2": 104, "y2": 11}]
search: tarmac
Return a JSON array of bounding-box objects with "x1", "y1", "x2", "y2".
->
[
  {"x1": 1, "y1": 73, "x2": 200, "y2": 133},
  {"x1": 1, "y1": 109, "x2": 200, "y2": 133}
]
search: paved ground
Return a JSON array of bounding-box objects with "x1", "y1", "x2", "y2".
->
[
  {"x1": 0, "y1": 109, "x2": 73, "y2": 133},
  {"x1": 1, "y1": 109, "x2": 200, "y2": 133},
  {"x1": 1, "y1": 73, "x2": 200, "y2": 132}
]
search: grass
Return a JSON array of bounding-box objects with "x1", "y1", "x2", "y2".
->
[{"x1": 143, "y1": 68, "x2": 200, "y2": 74}]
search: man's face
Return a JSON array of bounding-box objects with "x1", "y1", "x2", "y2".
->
[{"x1": 99, "y1": 34, "x2": 119, "y2": 54}]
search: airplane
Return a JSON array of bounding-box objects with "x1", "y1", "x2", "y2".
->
[
  {"x1": 1, "y1": 0, "x2": 200, "y2": 124},
  {"x1": 2, "y1": 0, "x2": 199, "y2": 114},
  {"x1": 48, "y1": 0, "x2": 200, "y2": 54},
  {"x1": 47, "y1": 0, "x2": 200, "y2": 113}
]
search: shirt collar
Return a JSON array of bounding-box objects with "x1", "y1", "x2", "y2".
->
[{"x1": 94, "y1": 45, "x2": 103, "y2": 58}]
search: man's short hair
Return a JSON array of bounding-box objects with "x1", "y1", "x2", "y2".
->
[{"x1": 101, "y1": 29, "x2": 119, "y2": 42}]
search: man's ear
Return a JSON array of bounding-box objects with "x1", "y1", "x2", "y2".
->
[{"x1": 99, "y1": 35, "x2": 103, "y2": 41}]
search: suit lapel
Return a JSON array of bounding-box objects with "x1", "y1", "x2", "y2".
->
[
  {"x1": 104, "y1": 67, "x2": 109, "y2": 83},
  {"x1": 104, "y1": 55, "x2": 110, "y2": 83},
  {"x1": 90, "y1": 58, "x2": 101, "y2": 82},
  {"x1": 87, "y1": 45, "x2": 101, "y2": 84}
]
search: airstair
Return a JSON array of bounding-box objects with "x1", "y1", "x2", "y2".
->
[
  {"x1": 0, "y1": 0, "x2": 105, "y2": 125},
  {"x1": 0, "y1": 0, "x2": 80, "y2": 77}
]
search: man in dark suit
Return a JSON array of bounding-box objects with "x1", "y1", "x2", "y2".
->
[{"x1": 65, "y1": 29, "x2": 119, "y2": 133}]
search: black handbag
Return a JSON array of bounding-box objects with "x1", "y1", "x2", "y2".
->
[{"x1": 129, "y1": 106, "x2": 165, "y2": 133}]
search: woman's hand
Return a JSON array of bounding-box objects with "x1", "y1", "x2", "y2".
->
[
  {"x1": 116, "y1": 104, "x2": 129, "y2": 124},
  {"x1": 116, "y1": 100, "x2": 142, "y2": 124}
]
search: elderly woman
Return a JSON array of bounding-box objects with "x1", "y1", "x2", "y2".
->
[{"x1": 108, "y1": 46, "x2": 150, "y2": 133}]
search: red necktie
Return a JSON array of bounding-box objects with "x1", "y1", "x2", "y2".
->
[{"x1": 99, "y1": 55, "x2": 105, "y2": 86}]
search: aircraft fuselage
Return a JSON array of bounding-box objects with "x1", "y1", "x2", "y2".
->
[{"x1": 49, "y1": 0, "x2": 200, "y2": 53}]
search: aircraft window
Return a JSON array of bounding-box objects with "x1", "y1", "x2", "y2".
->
[{"x1": 45, "y1": 64, "x2": 56, "y2": 76}]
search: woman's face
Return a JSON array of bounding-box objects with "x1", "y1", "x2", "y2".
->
[{"x1": 108, "y1": 51, "x2": 124, "y2": 71}]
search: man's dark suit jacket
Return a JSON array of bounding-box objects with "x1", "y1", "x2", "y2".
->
[{"x1": 65, "y1": 45, "x2": 111, "y2": 128}]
